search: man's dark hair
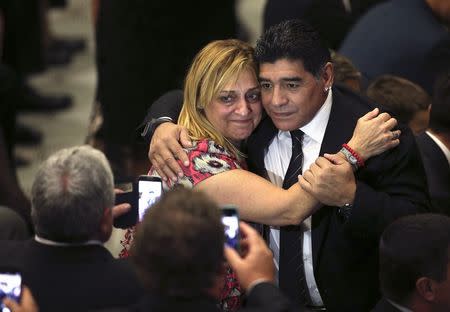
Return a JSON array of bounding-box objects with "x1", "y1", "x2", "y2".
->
[
  {"x1": 131, "y1": 187, "x2": 224, "y2": 297},
  {"x1": 366, "y1": 75, "x2": 431, "y2": 124},
  {"x1": 430, "y1": 68, "x2": 450, "y2": 133},
  {"x1": 379, "y1": 214, "x2": 450, "y2": 305},
  {"x1": 255, "y1": 19, "x2": 331, "y2": 77}
]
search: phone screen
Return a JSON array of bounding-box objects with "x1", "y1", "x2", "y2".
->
[
  {"x1": 0, "y1": 272, "x2": 21, "y2": 312},
  {"x1": 221, "y1": 206, "x2": 239, "y2": 250},
  {"x1": 138, "y1": 176, "x2": 162, "y2": 221}
]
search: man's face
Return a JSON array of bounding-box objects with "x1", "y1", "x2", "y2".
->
[{"x1": 259, "y1": 59, "x2": 329, "y2": 131}]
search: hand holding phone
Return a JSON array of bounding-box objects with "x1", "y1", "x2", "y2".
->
[
  {"x1": 138, "y1": 175, "x2": 162, "y2": 221},
  {"x1": 0, "y1": 270, "x2": 22, "y2": 312},
  {"x1": 2, "y1": 286, "x2": 37, "y2": 312},
  {"x1": 221, "y1": 205, "x2": 240, "y2": 251},
  {"x1": 113, "y1": 175, "x2": 163, "y2": 228},
  {"x1": 224, "y1": 222, "x2": 275, "y2": 290},
  {"x1": 112, "y1": 189, "x2": 132, "y2": 218}
]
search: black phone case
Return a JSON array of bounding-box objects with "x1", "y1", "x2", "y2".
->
[{"x1": 113, "y1": 182, "x2": 139, "y2": 229}]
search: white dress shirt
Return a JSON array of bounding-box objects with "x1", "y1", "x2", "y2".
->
[
  {"x1": 264, "y1": 90, "x2": 333, "y2": 306},
  {"x1": 386, "y1": 299, "x2": 413, "y2": 312}
]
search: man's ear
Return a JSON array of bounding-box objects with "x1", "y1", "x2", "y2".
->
[
  {"x1": 322, "y1": 62, "x2": 334, "y2": 89},
  {"x1": 416, "y1": 276, "x2": 437, "y2": 302},
  {"x1": 99, "y1": 207, "x2": 113, "y2": 242}
]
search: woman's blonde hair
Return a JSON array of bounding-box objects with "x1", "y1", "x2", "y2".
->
[{"x1": 178, "y1": 39, "x2": 257, "y2": 158}]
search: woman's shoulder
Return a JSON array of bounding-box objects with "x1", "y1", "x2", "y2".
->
[
  {"x1": 149, "y1": 139, "x2": 246, "y2": 189},
  {"x1": 187, "y1": 139, "x2": 233, "y2": 157},
  {"x1": 177, "y1": 139, "x2": 244, "y2": 186}
]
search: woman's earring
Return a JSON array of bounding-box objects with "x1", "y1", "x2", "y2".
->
[{"x1": 324, "y1": 86, "x2": 330, "y2": 92}]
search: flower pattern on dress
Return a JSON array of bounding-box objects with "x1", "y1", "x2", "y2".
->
[
  {"x1": 119, "y1": 139, "x2": 246, "y2": 311},
  {"x1": 192, "y1": 154, "x2": 232, "y2": 175}
]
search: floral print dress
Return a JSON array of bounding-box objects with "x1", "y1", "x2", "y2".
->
[{"x1": 119, "y1": 139, "x2": 246, "y2": 311}]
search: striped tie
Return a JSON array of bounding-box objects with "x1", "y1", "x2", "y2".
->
[{"x1": 279, "y1": 129, "x2": 311, "y2": 306}]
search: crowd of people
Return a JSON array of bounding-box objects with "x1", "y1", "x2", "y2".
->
[{"x1": 1, "y1": 0, "x2": 450, "y2": 311}]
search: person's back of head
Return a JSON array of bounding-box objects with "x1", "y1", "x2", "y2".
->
[
  {"x1": 379, "y1": 213, "x2": 450, "y2": 311},
  {"x1": 131, "y1": 187, "x2": 224, "y2": 298},
  {"x1": 430, "y1": 68, "x2": 450, "y2": 134},
  {"x1": 31, "y1": 145, "x2": 114, "y2": 243},
  {"x1": 255, "y1": 19, "x2": 331, "y2": 77},
  {"x1": 366, "y1": 75, "x2": 431, "y2": 134}
]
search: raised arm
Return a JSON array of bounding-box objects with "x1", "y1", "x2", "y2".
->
[
  {"x1": 186, "y1": 109, "x2": 400, "y2": 226},
  {"x1": 141, "y1": 89, "x2": 184, "y2": 136},
  {"x1": 301, "y1": 114, "x2": 429, "y2": 240},
  {"x1": 345, "y1": 108, "x2": 400, "y2": 161},
  {"x1": 195, "y1": 167, "x2": 320, "y2": 226},
  {"x1": 299, "y1": 108, "x2": 400, "y2": 207}
]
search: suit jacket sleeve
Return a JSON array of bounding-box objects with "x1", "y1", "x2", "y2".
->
[
  {"x1": 242, "y1": 282, "x2": 295, "y2": 312},
  {"x1": 345, "y1": 126, "x2": 430, "y2": 239},
  {"x1": 138, "y1": 89, "x2": 184, "y2": 142}
]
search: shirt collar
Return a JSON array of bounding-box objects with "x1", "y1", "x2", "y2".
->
[
  {"x1": 426, "y1": 131, "x2": 450, "y2": 166},
  {"x1": 35, "y1": 235, "x2": 103, "y2": 247},
  {"x1": 386, "y1": 299, "x2": 413, "y2": 312},
  {"x1": 276, "y1": 88, "x2": 333, "y2": 144}
]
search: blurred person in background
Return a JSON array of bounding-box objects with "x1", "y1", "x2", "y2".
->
[
  {"x1": 340, "y1": 0, "x2": 450, "y2": 94},
  {"x1": 367, "y1": 75, "x2": 431, "y2": 135},
  {"x1": 373, "y1": 214, "x2": 450, "y2": 312}
]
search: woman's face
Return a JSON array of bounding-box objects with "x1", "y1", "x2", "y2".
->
[{"x1": 204, "y1": 69, "x2": 262, "y2": 144}]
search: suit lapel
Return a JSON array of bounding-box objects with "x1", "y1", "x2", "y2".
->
[
  {"x1": 312, "y1": 87, "x2": 360, "y2": 268},
  {"x1": 416, "y1": 133, "x2": 450, "y2": 195}
]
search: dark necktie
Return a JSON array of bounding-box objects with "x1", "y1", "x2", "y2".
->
[{"x1": 279, "y1": 129, "x2": 311, "y2": 306}]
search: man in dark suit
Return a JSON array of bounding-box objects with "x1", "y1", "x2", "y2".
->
[
  {"x1": 246, "y1": 19, "x2": 429, "y2": 311},
  {"x1": 130, "y1": 187, "x2": 294, "y2": 312},
  {"x1": 416, "y1": 69, "x2": 450, "y2": 215},
  {"x1": 372, "y1": 214, "x2": 450, "y2": 312},
  {"x1": 0, "y1": 145, "x2": 144, "y2": 311},
  {"x1": 339, "y1": 0, "x2": 450, "y2": 94},
  {"x1": 144, "y1": 20, "x2": 429, "y2": 311}
]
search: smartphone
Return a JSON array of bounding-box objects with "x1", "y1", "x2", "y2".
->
[
  {"x1": 221, "y1": 205, "x2": 240, "y2": 250},
  {"x1": 0, "y1": 270, "x2": 21, "y2": 312},
  {"x1": 138, "y1": 175, "x2": 163, "y2": 221}
]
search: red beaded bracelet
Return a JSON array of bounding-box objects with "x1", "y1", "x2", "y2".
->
[{"x1": 342, "y1": 143, "x2": 365, "y2": 168}]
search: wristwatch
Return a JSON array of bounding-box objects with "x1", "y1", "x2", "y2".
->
[{"x1": 339, "y1": 147, "x2": 359, "y2": 171}]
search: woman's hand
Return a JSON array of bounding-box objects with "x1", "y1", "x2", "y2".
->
[
  {"x1": 347, "y1": 108, "x2": 400, "y2": 161},
  {"x1": 148, "y1": 122, "x2": 191, "y2": 181}
]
